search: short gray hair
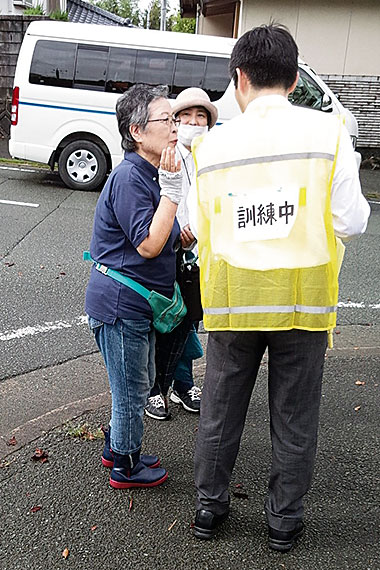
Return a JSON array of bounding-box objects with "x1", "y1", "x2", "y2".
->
[{"x1": 116, "y1": 84, "x2": 169, "y2": 152}]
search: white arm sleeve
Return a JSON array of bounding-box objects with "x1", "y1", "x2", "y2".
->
[
  {"x1": 331, "y1": 126, "x2": 370, "y2": 239},
  {"x1": 187, "y1": 175, "x2": 198, "y2": 240}
]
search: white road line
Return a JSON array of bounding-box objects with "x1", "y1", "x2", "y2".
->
[
  {"x1": 1, "y1": 304, "x2": 379, "y2": 343},
  {"x1": 337, "y1": 301, "x2": 365, "y2": 308},
  {"x1": 0, "y1": 165, "x2": 39, "y2": 173},
  {"x1": 0, "y1": 316, "x2": 88, "y2": 341},
  {"x1": 0, "y1": 199, "x2": 39, "y2": 208}
]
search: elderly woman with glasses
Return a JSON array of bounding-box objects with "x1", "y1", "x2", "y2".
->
[{"x1": 85, "y1": 84, "x2": 182, "y2": 489}]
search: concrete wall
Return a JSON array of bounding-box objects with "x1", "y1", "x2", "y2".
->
[{"x1": 239, "y1": 0, "x2": 380, "y2": 76}]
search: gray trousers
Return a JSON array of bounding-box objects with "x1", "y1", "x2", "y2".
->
[{"x1": 194, "y1": 329, "x2": 327, "y2": 531}]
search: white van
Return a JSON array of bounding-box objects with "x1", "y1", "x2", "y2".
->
[{"x1": 10, "y1": 20, "x2": 360, "y2": 191}]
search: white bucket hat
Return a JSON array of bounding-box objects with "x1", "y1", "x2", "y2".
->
[{"x1": 171, "y1": 88, "x2": 218, "y2": 128}]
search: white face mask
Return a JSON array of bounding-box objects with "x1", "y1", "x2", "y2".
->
[{"x1": 178, "y1": 124, "x2": 208, "y2": 147}]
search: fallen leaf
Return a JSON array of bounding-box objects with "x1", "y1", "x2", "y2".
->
[
  {"x1": 335, "y1": 330, "x2": 341, "y2": 335},
  {"x1": 354, "y1": 406, "x2": 361, "y2": 411},
  {"x1": 235, "y1": 483, "x2": 242, "y2": 488},
  {"x1": 31, "y1": 448, "x2": 49, "y2": 463},
  {"x1": 232, "y1": 491, "x2": 249, "y2": 499},
  {"x1": 6, "y1": 435, "x2": 17, "y2": 446},
  {"x1": 355, "y1": 380, "x2": 365, "y2": 386},
  {"x1": 30, "y1": 505, "x2": 42, "y2": 513},
  {"x1": 62, "y1": 548, "x2": 69, "y2": 559},
  {"x1": 168, "y1": 519, "x2": 177, "y2": 531},
  {"x1": 90, "y1": 525, "x2": 97, "y2": 532},
  {"x1": 128, "y1": 496, "x2": 133, "y2": 512},
  {"x1": 59, "y1": 272, "x2": 66, "y2": 276}
]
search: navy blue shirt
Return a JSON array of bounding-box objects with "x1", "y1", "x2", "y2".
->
[{"x1": 85, "y1": 152, "x2": 180, "y2": 323}]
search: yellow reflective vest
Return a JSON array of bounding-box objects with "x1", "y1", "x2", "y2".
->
[{"x1": 192, "y1": 96, "x2": 343, "y2": 332}]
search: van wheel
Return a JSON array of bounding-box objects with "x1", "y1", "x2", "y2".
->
[{"x1": 58, "y1": 140, "x2": 107, "y2": 191}]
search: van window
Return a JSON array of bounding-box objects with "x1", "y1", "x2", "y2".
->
[
  {"x1": 135, "y1": 50, "x2": 175, "y2": 86},
  {"x1": 289, "y1": 68, "x2": 323, "y2": 110},
  {"x1": 106, "y1": 47, "x2": 137, "y2": 93},
  {"x1": 172, "y1": 54, "x2": 205, "y2": 96},
  {"x1": 29, "y1": 40, "x2": 230, "y2": 100},
  {"x1": 29, "y1": 40, "x2": 76, "y2": 88},
  {"x1": 203, "y1": 57, "x2": 230, "y2": 101},
  {"x1": 74, "y1": 44, "x2": 109, "y2": 91}
]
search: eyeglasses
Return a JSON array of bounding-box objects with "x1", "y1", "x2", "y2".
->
[{"x1": 147, "y1": 116, "x2": 181, "y2": 128}]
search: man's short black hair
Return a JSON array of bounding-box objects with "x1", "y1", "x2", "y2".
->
[{"x1": 229, "y1": 24, "x2": 298, "y2": 91}]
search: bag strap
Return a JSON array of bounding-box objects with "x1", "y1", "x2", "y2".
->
[{"x1": 83, "y1": 251, "x2": 150, "y2": 300}]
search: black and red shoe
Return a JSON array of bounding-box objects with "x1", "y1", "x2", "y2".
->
[
  {"x1": 110, "y1": 451, "x2": 168, "y2": 489},
  {"x1": 101, "y1": 427, "x2": 160, "y2": 469}
]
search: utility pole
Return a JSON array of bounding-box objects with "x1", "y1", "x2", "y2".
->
[{"x1": 160, "y1": 0, "x2": 167, "y2": 31}]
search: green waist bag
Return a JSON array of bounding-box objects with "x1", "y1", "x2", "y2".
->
[{"x1": 83, "y1": 252, "x2": 187, "y2": 334}]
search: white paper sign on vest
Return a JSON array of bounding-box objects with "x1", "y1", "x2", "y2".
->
[{"x1": 232, "y1": 186, "x2": 299, "y2": 242}]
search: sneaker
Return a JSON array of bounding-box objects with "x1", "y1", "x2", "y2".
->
[
  {"x1": 144, "y1": 394, "x2": 171, "y2": 421},
  {"x1": 170, "y1": 385, "x2": 201, "y2": 412}
]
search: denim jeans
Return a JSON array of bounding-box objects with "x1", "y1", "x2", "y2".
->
[
  {"x1": 88, "y1": 316, "x2": 155, "y2": 455},
  {"x1": 173, "y1": 327, "x2": 204, "y2": 393}
]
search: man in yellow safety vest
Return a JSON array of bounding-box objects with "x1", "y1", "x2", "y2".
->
[{"x1": 189, "y1": 24, "x2": 370, "y2": 551}]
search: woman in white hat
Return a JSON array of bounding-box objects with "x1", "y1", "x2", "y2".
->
[{"x1": 144, "y1": 88, "x2": 218, "y2": 420}]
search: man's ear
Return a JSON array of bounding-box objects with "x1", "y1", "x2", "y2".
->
[
  {"x1": 129, "y1": 124, "x2": 142, "y2": 143},
  {"x1": 235, "y1": 67, "x2": 250, "y2": 112},
  {"x1": 288, "y1": 72, "x2": 299, "y2": 95},
  {"x1": 236, "y1": 67, "x2": 249, "y2": 96}
]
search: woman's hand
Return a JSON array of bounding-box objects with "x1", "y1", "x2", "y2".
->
[
  {"x1": 181, "y1": 224, "x2": 196, "y2": 248},
  {"x1": 160, "y1": 147, "x2": 181, "y2": 173},
  {"x1": 159, "y1": 147, "x2": 183, "y2": 205}
]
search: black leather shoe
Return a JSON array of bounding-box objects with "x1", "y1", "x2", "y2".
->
[
  {"x1": 193, "y1": 509, "x2": 229, "y2": 540},
  {"x1": 268, "y1": 522, "x2": 304, "y2": 552}
]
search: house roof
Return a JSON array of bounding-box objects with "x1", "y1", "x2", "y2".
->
[{"x1": 67, "y1": 0, "x2": 134, "y2": 26}]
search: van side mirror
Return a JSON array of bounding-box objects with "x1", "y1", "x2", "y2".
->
[{"x1": 321, "y1": 93, "x2": 333, "y2": 112}]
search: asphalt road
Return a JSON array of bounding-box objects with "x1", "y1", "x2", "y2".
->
[
  {"x1": 0, "y1": 353, "x2": 379, "y2": 570},
  {"x1": 0, "y1": 166, "x2": 379, "y2": 450},
  {"x1": 0, "y1": 165, "x2": 379, "y2": 570}
]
